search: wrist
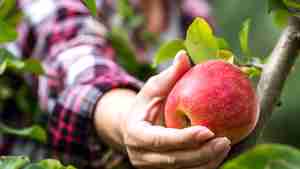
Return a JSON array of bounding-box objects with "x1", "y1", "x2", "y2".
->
[{"x1": 94, "y1": 88, "x2": 137, "y2": 151}]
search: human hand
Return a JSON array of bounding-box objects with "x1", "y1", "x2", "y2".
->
[{"x1": 121, "y1": 51, "x2": 231, "y2": 169}]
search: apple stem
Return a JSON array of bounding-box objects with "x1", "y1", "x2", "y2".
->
[
  {"x1": 228, "y1": 16, "x2": 300, "y2": 159},
  {"x1": 182, "y1": 114, "x2": 192, "y2": 127}
]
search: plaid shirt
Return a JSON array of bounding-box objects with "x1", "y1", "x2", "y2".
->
[{"x1": 3, "y1": 0, "x2": 213, "y2": 168}]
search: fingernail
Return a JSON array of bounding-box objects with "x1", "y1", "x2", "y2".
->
[
  {"x1": 213, "y1": 137, "x2": 231, "y2": 154},
  {"x1": 173, "y1": 50, "x2": 186, "y2": 66}
]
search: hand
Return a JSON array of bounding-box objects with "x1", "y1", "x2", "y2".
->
[{"x1": 121, "y1": 51, "x2": 231, "y2": 169}]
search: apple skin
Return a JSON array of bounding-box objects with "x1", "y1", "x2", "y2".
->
[{"x1": 164, "y1": 60, "x2": 259, "y2": 145}]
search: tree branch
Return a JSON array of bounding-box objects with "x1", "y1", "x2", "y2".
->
[{"x1": 229, "y1": 16, "x2": 300, "y2": 158}]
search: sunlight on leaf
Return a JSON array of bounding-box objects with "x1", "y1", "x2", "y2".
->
[
  {"x1": 0, "y1": 156, "x2": 77, "y2": 169},
  {"x1": 239, "y1": 19, "x2": 252, "y2": 59},
  {"x1": 217, "y1": 50, "x2": 235, "y2": 64},
  {"x1": 0, "y1": 59, "x2": 8, "y2": 74},
  {"x1": 184, "y1": 17, "x2": 218, "y2": 64},
  {"x1": 153, "y1": 40, "x2": 186, "y2": 67},
  {"x1": 0, "y1": 156, "x2": 30, "y2": 169},
  {"x1": 0, "y1": 49, "x2": 44, "y2": 75}
]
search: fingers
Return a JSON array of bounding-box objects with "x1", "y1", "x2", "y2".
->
[
  {"x1": 129, "y1": 137, "x2": 231, "y2": 169},
  {"x1": 140, "y1": 50, "x2": 191, "y2": 100},
  {"x1": 198, "y1": 146, "x2": 231, "y2": 169},
  {"x1": 125, "y1": 122, "x2": 214, "y2": 151},
  {"x1": 131, "y1": 50, "x2": 191, "y2": 124},
  {"x1": 125, "y1": 50, "x2": 232, "y2": 169}
]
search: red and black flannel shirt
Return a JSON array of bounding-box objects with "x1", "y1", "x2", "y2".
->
[{"x1": 2, "y1": 0, "x2": 213, "y2": 168}]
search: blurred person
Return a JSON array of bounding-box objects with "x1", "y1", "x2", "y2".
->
[{"x1": 2, "y1": 0, "x2": 231, "y2": 168}]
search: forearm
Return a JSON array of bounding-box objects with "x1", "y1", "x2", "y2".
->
[{"x1": 94, "y1": 88, "x2": 137, "y2": 151}]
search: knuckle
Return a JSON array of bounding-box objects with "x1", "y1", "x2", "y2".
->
[
  {"x1": 127, "y1": 149, "x2": 149, "y2": 169},
  {"x1": 123, "y1": 133, "x2": 132, "y2": 147},
  {"x1": 177, "y1": 134, "x2": 190, "y2": 145},
  {"x1": 147, "y1": 75, "x2": 159, "y2": 84},
  {"x1": 123, "y1": 125, "x2": 139, "y2": 147},
  {"x1": 122, "y1": 125, "x2": 131, "y2": 144},
  {"x1": 167, "y1": 156, "x2": 177, "y2": 166},
  {"x1": 147, "y1": 78, "x2": 161, "y2": 91},
  {"x1": 141, "y1": 76, "x2": 161, "y2": 97}
]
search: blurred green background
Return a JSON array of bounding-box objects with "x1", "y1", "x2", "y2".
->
[{"x1": 212, "y1": 0, "x2": 300, "y2": 147}]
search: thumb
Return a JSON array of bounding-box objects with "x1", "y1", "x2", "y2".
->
[{"x1": 140, "y1": 50, "x2": 191, "y2": 99}]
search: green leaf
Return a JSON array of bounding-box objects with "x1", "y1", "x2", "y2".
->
[
  {"x1": 283, "y1": 0, "x2": 300, "y2": 10},
  {"x1": 222, "y1": 144, "x2": 300, "y2": 169},
  {"x1": 268, "y1": 0, "x2": 288, "y2": 13},
  {"x1": 0, "y1": 20, "x2": 18, "y2": 43},
  {"x1": 29, "y1": 159, "x2": 76, "y2": 169},
  {"x1": 0, "y1": 156, "x2": 30, "y2": 169},
  {"x1": 0, "y1": 57, "x2": 24, "y2": 74},
  {"x1": 0, "y1": 156, "x2": 77, "y2": 169},
  {"x1": 116, "y1": 0, "x2": 144, "y2": 29},
  {"x1": 107, "y1": 27, "x2": 139, "y2": 72},
  {"x1": 0, "y1": 0, "x2": 22, "y2": 27},
  {"x1": 217, "y1": 50, "x2": 235, "y2": 64},
  {"x1": 82, "y1": 0, "x2": 97, "y2": 17},
  {"x1": 217, "y1": 38, "x2": 230, "y2": 50},
  {"x1": 116, "y1": 0, "x2": 134, "y2": 19},
  {"x1": 0, "y1": 0, "x2": 17, "y2": 19},
  {"x1": 0, "y1": 57, "x2": 25, "y2": 74},
  {"x1": 0, "y1": 81, "x2": 13, "y2": 100},
  {"x1": 5, "y1": 10, "x2": 23, "y2": 27},
  {"x1": 0, "y1": 47, "x2": 14, "y2": 60},
  {"x1": 23, "y1": 59, "x2": 45, "y2": 75},
  {"x1": 272, "y1": 9, "x2": 290, "y2": 28},
  {"x1": 0, "y1": 123, "x2": 47, "y2": 143},
  {"x1": 184, "y1": 17, "x2": 218, "y2": 64},
  {"x1": 153, "y1": 40, "x2": 186, "y2": 67},
  {"x1": 0, "y1": 49, "x2": 44, "y2": 75},
  {"x1": 0, "y1": 59, "x2": 8, "y2": 74},
  {"x1": 7, "y1": 59, "x2": 25, "y2": 69},
  {"x1": 16, "y1": 85, "x2": 32, "y2": 113},
  {"x1": 23, "y1": 164, "x2": 44, "y2": 169},
  {"x1": 239, "y1": 19, "x2": 252, "y2": 58},
  {"x1": 241, "y1": 66, "x2": 262, "y2": 78}
]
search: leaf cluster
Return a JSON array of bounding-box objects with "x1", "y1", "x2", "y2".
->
[
  {"x1": 154, "y1": 18, "x2": 263, "y2": 78},
  {"x1": 0, "y1": 156, "x2": 76, "y2": 169}
]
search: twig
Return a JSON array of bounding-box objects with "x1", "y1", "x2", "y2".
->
[{"x1": 229, "y1": 16, "x2": 300, "y2": 158}]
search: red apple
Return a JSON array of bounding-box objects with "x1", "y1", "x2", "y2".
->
[{"x1": 165, "y1": 60, "x2": 259, "y2": 144}]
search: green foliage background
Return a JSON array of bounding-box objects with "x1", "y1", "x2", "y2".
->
[{"x1": 212, "y1": 0, "x2": 300, "y2": 147}]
